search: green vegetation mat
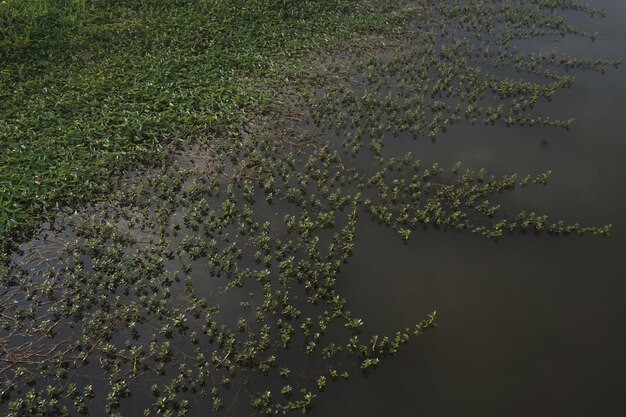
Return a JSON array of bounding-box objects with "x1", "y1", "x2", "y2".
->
[
  {"x1": 0, "y1": 0, "x2": 621, "y2": 416},
  {"x1": 0, "y1": 0, "x2": 415, "y2": 251}
]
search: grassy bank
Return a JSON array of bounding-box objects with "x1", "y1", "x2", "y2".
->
[{"x1": 0, "y1": 0, "x2": 415, "y2": 250}]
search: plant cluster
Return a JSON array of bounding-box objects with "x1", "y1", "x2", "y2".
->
[
  {"x1": 0, "y1": 0, "x2": 619, "y2": 416},
  {"x1": 312, "y1": 0, "x2": 620, "y2": 147},
  {"x1": 0, "y1": 0, "x2": 416, "y2": 251}
]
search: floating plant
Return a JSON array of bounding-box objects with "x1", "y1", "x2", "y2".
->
[{"x1": 0, "y1": 0, "x2": 620, "y2": 416}]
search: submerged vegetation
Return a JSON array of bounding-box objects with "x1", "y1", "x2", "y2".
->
[{"x1": 0, "y1": 0, "x2": 620, "y2": 416}]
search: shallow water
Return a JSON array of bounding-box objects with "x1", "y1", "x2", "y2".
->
[
  {"x1": 309, "y1": 1, "x2": 626, "y2": 415},
  {"x1": 4, "y1": 2, "x2": 625, "y2": 416}
]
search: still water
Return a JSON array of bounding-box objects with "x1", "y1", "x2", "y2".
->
[
  {"x1": 310, "y1": 1, "x2": 626, "y2": 415},
  {"x1": 6, "y1": 2, "x2": 626, "y2": 416}
]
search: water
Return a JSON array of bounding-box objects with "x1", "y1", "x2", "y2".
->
[
  {"x1": 4, "y1": 2, "x2": 626, "y2": 416},
  {"x1": 310, "y1": 1, "x2": 626, "y2": 415}
]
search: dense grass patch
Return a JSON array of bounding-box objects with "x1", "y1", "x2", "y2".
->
[
  {"x1": 0, "y1": 0, "x2": 87, "y2": 49},
  {"x1": 0, "y1": 0, "x2": 414, "y2": 250}
]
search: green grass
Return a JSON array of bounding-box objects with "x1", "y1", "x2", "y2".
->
[
  {"x1": 0, "y1": 0, "x2": 87, "y2": 50},
  {"x1": 0, "y1": 0, "x2": 414, "y2": 250}
]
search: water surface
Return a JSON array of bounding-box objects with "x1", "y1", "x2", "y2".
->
[{"x1": 309, "y1": 1, "x2": 626, "y2": 415}]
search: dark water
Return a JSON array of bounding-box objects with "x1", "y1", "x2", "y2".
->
[
  {"x1": 309, "y1": 1, "x2": 626, "y2": 416},
  {"x1": 6, "y1": 2, "x2": 626, "y2": 416}
]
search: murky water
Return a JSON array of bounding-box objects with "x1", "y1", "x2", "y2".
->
[
  {"x1": 310, "y1": 1, "x2": 626, "y2": 415},
  {"x1": 4, "y1": 2, "x2": 625, "y2": 416}
]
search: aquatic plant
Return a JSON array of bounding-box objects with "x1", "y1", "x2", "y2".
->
[
  {"x1": 0, "y1": 0, "x2": 619, "y2": 416},
  {"x1": 0, "y1": 0, "x2": 417, "y2": 251}
]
